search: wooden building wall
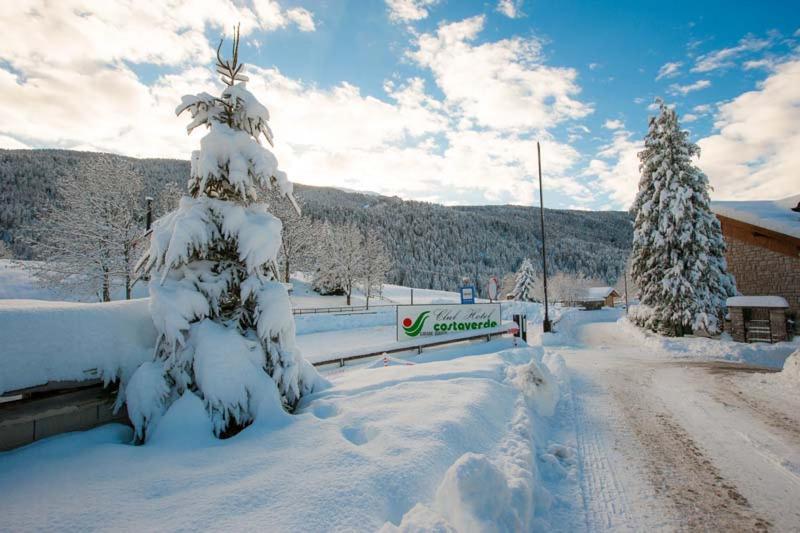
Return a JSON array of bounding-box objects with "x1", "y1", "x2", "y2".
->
[{"x1": 717, "y1": 215, "x2": 800, "y2": 318}]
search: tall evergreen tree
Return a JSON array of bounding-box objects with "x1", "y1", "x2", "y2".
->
[
  {"x1": 510, "y1": 258, "x2": 538, "y2": 302},
  {"x1": 125, "y1": 29, "x2": 322, "y2": 441},
  {"x1": 630, "y1": 100, "x2": 735, "y2": 336}
]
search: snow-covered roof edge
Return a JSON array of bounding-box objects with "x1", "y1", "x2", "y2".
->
[
  {"x1": 726, "y1": 296, "x2": 789, "y2": 308},
  {"x1": 711, "y1": 194, "x2": 800, "y2": 240}
]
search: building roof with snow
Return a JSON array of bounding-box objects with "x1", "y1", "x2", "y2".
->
[
  {"x1": 579, "y1": 287, "x2": 620, "y2": 302},
  {"x1": 711, "y1": 194, "x2": 800, "y2": 240}
]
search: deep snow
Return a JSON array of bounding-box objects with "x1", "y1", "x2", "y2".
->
[
  {"x1": 0, "y1": 298, "x2": 154, "y2": 395},
  {"x1": 0, "y1": 342, "x2": 570, "y2": 531}
]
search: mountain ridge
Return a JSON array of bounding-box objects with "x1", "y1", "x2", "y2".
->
[{"x1": 0, "y1": 149, "x2": 632, "y2": 290}]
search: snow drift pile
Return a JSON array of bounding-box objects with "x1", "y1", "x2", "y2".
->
[
  {"x1": 126, "y1": 30, "x2": 323, "y2": 441},
  {"x1": 779, "y1": 349, "x2": 800, "y2": 384}
]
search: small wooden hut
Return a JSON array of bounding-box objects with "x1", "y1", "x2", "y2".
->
[{"x1": 726, "y1": 296, "x2": 789, "y2": 343}]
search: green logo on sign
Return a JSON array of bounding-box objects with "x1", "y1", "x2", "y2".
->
[{"x1": 402, "y1": 311, "x2": 430, "y2": 337}]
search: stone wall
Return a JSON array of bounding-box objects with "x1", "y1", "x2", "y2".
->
[{"x1": 725, "y1": 236, "x2": 800, "y2": 319}]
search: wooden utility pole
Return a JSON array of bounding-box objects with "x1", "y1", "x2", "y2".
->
[
  {"x1": 624, "y1": 265, "x2": 629, "y2": 315},
  {"x1": 537, "y1": 142, "x2": 552, "y2": 332}
]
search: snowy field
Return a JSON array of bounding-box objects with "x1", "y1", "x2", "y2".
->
[
  {"x1": 290, "y1": 276, "x2": 471, "y2": 309},
  {"x1": 0, "y1": 259, "x2": 147, "y2": 302}
]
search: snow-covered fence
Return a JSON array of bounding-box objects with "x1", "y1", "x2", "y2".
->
[{"x1": 0, "y1": 299, "x2": 155, "y2": 450}]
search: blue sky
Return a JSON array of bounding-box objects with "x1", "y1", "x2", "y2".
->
[{"x1": 1, "y1": 1, "x2": 798, "y2": 209}]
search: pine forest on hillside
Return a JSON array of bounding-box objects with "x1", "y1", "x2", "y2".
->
[{"x1": 0, "y1": 149, "x2": 632, "y2": 292}]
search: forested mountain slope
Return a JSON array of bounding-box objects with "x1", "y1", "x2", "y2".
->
[{"x1": 0, "y1": 149, "x2": 632, "y2": 290}]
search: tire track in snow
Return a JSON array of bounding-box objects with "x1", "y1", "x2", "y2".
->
[
  {"x1": 616, "y1": 390, "x2": 773, "y2": 532},
  {"x1": 569, "y1": 368, "x2": 678, "y2": 531}
]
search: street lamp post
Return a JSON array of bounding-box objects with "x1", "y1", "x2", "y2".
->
[{"x1": 537, "y1": 142, "x2": 552, "y2": 333}]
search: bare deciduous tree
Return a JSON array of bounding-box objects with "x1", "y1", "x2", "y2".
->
[
  {"x1": 25, "y1": 156, "x2": 145, "y2": 301},
  {"x1": 362, "y1": 228, "x2": 391, "y2": 308}
]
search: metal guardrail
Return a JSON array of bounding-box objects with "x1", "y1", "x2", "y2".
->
[
  {"x1": 311, "y1": 326, "x2": 513, "y2": 368},
  {"x1": 292, "y1": 304, "x2": 398, "y2": 315}
]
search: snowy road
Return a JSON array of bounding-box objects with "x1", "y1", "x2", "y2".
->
[{"x1": 551, "y1": 311, "x2": 800, "y2": 531}]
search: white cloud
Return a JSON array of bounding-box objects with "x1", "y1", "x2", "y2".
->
[
  {"x1": 603, "y1": 119, "x2": 624, "y2": 130},
  {"x1": 655, "y1": 61, "x2": 682, "y2": 80},
  {"x1": 0, "y1": 6, "x2": 595, "y2": 206},
  {"x1": 693, "y1": 104, "x2": 712, "y2": 114},
  {"x1": 0, "y1": 0, "x2": 318, "y2": 159},
  {"x1": 0, "y1": 135, "x2": 29, "y2": 149},
  {"x1": 742, "y1": 58, "x2": 776, "y2": 70},
  {"x1": 698, "y1": 58, "x2": 800, "y2": 200},
  {"x1": 409, "y1": 16, "x2": 592, "y2": 131},
  {"x1": 683, "y1": 113, "x2": 698, "y2": 123},
  {"x1": 582, "y1": 128, "x2": 643, "y2": 208},
  {"x1": 0, "y1": 1, "x2": 315, "y2": 75},
  {"x1": 386, "y1": 0, "x2": 438, "y2": 22},
  {"x1": 692, "y1": 35, "x2": 772, "y2": 73},
  {"x1": 285, "y1": 8, "x2": 316, "y2": 32},
  {"x1": 497, "y1": 0, "x2": 523, "y2": 19},
  {"x1": 669, "y1": 79, "x2": 711, "y2": 95}
]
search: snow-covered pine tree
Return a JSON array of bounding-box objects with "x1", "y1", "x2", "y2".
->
[
  {"x1": 630, "y1": 99, "x2": 735, "y2": 336},
  {"x1": 510, "y1": 258, "x2": 538, "y2": 301},
  {"x1": 125, "y1": 28, "x2": 323, "y2": 441}
]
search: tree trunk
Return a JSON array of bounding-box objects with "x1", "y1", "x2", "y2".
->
[
  {"x1": 284, "y1": 257, "x2": 290, "y2": 283},
  {"x1": 102, "y1": 269, "x2": 111, "y2": 302},
  {"x1": 346, "y1": 289, "x2": 351, "y2": 306},
  {"x1": 124, "y1": 245, "x2": 131, "y2": 300}
]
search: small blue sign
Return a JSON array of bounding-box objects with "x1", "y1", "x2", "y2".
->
[{"x1": 460, "y1": 285, "x2": 476, "y2": 304}]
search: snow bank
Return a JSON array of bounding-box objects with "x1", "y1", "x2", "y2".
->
[
  {"x1": 294, "y1": 306, "x2": 395, "y2": 335},
  {"x1": 781, "y1": 349, "x2": 800, "y2": 383},
  {"x1": 0, "y1": 344, "x2": 564, "y2": 531},
  {"x1": 616, "y1": 316, "x2": 800, "y2": 368},
  {"x1": 382, "y1": 347, "x2": 561, "y2": 532},
  {"x1": 0, "y1": 299, "x2": 155, "y2": 395}
]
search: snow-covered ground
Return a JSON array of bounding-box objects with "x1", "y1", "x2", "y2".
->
[{"x1": 3, "y1": 269, "x2": 799, "y2": 531}]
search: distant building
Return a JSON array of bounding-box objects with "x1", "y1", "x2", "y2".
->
[
  {"x1": 711, "y1": 195, "x2": 800, "y2": 322},
  {"x1": 576, "y1": 287, "x2": 620, "y2": 310}
]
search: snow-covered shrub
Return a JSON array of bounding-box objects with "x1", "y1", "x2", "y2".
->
[
  {"x1": 127, "y1": 29, "x2": 324, "y2": 441},
  {"x1": 630, "y1": 99, "x2": 735, "y2": 336}
]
